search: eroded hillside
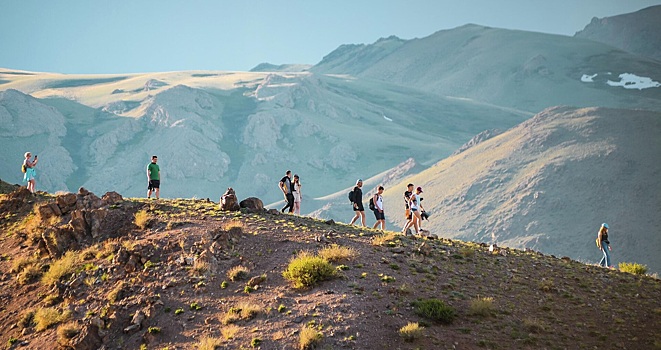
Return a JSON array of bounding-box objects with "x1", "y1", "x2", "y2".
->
[{"x1": 0, "y1": 185, "x2": 659, "y2": 350}]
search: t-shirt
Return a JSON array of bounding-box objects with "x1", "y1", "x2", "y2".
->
[
  {"x1": 148, "y1": 162, "x2": 160, "y2": 180},
  {"x1": 404, "y1": 190, "x2": 412, "y2": 209},
  {"x1": 353, "y1": 186, "x2": 363, "y2": 203},
  {"x1": 280, "y1": 176, "x2": 293, "y2": 194}
]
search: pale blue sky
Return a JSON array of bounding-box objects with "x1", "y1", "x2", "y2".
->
[{"x1": 1, "y1": 0, "x2": 659, "y2": 74}]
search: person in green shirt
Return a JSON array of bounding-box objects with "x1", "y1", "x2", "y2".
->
[{"x1": 147, "y1": 155, "x2": 160, "y2": 199}]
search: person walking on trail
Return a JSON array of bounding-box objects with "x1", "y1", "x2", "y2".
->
[
  {"x1": 402, "y1": 183, "x2": 414, "y2": 234},
  {"x1": 596, "y1": 223, "x2": 613, "y2": 268},
  {"x1": 403, "y1": 186, "x2": 426, "y2": 236},
  {"x1": 147, "y1": 155, "x2": 160, "y2": 199},
  {"x1": 292, "y1": 174, "x2": 302, "y2": 215},
  {"x1": 372, "y1": 185, "x2": 385, "y2": 230},
  {"x1": 349, "y1": 179, "x2": 366, "y2": 227},
  {"x1": 279, "y1": 170, "x2": 295, "y2": 213},
  {"x1": 22, "y1": 152, "x2": 38, "y2": 193}
]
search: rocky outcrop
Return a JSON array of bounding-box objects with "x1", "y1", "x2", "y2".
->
[
  {"x1": 240, "y1": 197, "x2": 264, "y2": 212},
  {"x1": 220, "y1": 188, "x2": 240, "y2": 211}
]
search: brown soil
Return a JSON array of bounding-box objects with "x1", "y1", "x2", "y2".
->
[{"x1": 0, "y1": 188, "x2": 659, "y2": 350}]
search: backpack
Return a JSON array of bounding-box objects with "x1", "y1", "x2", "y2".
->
[
  {"x1": 369, "y1": 197, "x2": 375, "y2": 211},
  {"x1": 348, "y1": 189, "x2": 355, "y2": 203},
  {"x1": 21, "y1": 164, "x2": 26, "y2": 173}
]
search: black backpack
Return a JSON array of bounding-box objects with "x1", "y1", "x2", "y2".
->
[
  {"x1": 348, "y1": 189, "x2": 355, "y2": 203},
  {"x1": 369, "y1": 197, "x2": 375, "y2": 210}
]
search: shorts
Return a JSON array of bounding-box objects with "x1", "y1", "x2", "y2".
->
[
  {"x1": 148, "y1": 180, "x2": 160, "y2": 190},
  {"x1": 373, "y1": 210, "x2": 385, "y2": 220},
  {"x1": 23, "y1": 168, "x2": 36, "y2": 182},
  {"x1": 353, "y1": 202, "x2": 364, "y2": 211}
]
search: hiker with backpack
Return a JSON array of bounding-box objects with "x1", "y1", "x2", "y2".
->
[
  {"x1": 371, "y1": 185, "x2": 385, "y2": 230},
  {"x1": 279, "y1": 170, "x2": 295, "y2": 213},
  {"x1": 401, "y1": 183, "x2": 414, "y2": 234},
  {"x1": 22, "y1": 152, "x2": 38, "y2": 193},
  {"x1": 292, "y1": 174, "x2": 302, "y2": 215},
  {"x1": 596, "y1": 223, "x2": 613, "y2": 268},
  {"x1": 348, "y1": 179, "x2": 366, "y2": 227}
]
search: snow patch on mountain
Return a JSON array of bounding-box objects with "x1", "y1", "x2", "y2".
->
[{"x1": 606, "y1": 73, "x2": 660, "y2": 90}]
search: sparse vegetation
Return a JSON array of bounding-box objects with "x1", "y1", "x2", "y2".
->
[
  {"x1": 227, "y1": 265, "x2": 249, "y2": 281},
  {"x1": 317, "y1": 244, "x2": 358, "y2": 262},
  {"x1": 413, "y1": 298, "x2": 456, "y2": 324},
  {"x1": 282, "y1": 251, "x2": 336, "y2": 289},
  {"x1": 134, "y1": 209, "x2": 151, "y2": 229},
  {"x1": 399, "y1": 322, "x2": 424, "y2": 342},
  {"x1": 56, "y1": 321, "x2": 80, "y2": 342},
  {"x1": 469, "y1": 296, "x2": 495, "y2": 316},
  {"x1": 41, "y1": 251, "x2": 79, "y2": 286},
  {"x1": 372, "y1": 232, "x2": 397, "y2": 246},
  {"x1": 34, "y1": 307, "x2": 71, "y2": 331},
  {"x1": 299, "y1": 326, "x2": 323, "y2": 349},
  {"x1": 221, "y1": 302, "x2": 262, "y2": 325},
  {"x1": 619, "y1": 262, "x2": 648, "y2": 275},
  {"x1": 221, "y1": 324, "x2": 240, "y2": 340},
  {"x1": 196, "y1": 336, "x2": 222, "y2": 350}
]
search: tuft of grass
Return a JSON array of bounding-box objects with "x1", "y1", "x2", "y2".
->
[
  {"x1": 468, "y1": 296, "x2": 495, "y2": 316},
  {"x1": 221, "y1": 302, "x2": 262, "y2": 325},
  {"x1": 192, "y1": 259, "x2": 209, "y2": 276},
  {"x1": 34, "y1": 307, "x2": 71, "y2": 331},
  {"x1": 18, "y1": 310, "x2": 36, "y2": 329},
  {"x1": 299, "y1": 326, "x2": 323, "y2": 350},
  {"x1": 18, "y1": 263, "x2": 43, "y2": 285},
  {"x1": 282, "y1": 251, "x2": 336, "y2": 289},
  {"x1": 618, "y1": 262, "x2": 648, "y2": 275},
  {"x1": 134, "y1": 209, "x2": 151, "y2": 229},
  {"x1": 107, "y1": 281, "x2": 125, "y2": 303},
  {"x1": 57, "y1": 321, "x2": 80, "y2": 342},
  {"x1": 221, "y1": 324, "x2": 240, "y2": 340},
  {"x1": 317, "y1": 244, "x2": 358, "y2": 262},
  {"x1": 278, "y1": 304, "x2": 287, "y2": 313},
  {"x1": 227, "y1": 265, "x2": 249, "y2": 282},
  {"x1": 523, "y1": 317, "x2": 547, "y2": 333},
  {"x1": 459, "y1": 246, "x2": 475, "y2": 257},
  {"x1": 413, "y1": 299, "x2": 456, "y2": 324},
  {"x1": 399, "y1": 322, "x2": 424, "y2": 342},
  {"x1": 41, "y1": 251, "x2": 79, "y2": 286},
  {"x1": 11, "y1": 255, "x2": 38, "y2": 274},
  {"x1": 148, "y1": 326, "x2": 161, "y2": 334},
  {"x1": 196, "y1": 336, "x2": 222, "y2": 350},
  {"x1": 220, "y1": 280, "x2": 229, "y2": 289},
  {"x1": 222, "y1": 220, "x2": 245, "y2": 233},
  {"x1": 372, "y1": 232, "x2": 397, "y2": 246}
]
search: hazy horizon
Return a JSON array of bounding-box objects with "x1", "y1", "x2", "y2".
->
[{"x1": 1, "y1": 0, "x2": 660, "y2": 74}]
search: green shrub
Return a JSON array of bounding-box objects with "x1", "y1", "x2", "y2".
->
[
  {"x1": 251, "y1": 338, "x2": 262, "y2": 348},
  {"x1": 282, "y1": 251, "x2": 336, "y2": 289},
  {"x1": 413, "y1": 298, "x2": 456, "y2": 324},
  {"x1": 399, "y1": 322, "x2": 424, "y2": 342},
  {"x1": 618, "y1": 262, "x2": 648, "y2": 275}
]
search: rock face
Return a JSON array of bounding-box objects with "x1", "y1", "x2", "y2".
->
[
  {"x1": 68, "y1": 324, "x2": 103, "y2": 350},
  {"x1": 220, "y1": 188, "x2": 240, "y2": 211},
  {"x1": 574, "y1": 5, "x2": 661, "y2": 61},
  {"x1": 240, "y1": 197, "x2": 264, "y2": 211}
]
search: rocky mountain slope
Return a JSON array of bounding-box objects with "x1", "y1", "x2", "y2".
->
[
  {"x1": 0, "y1": 185, "x2": 659, "y2": 349},
  {"x1": 0, "y1": 69, "x2": 528, "y2": 212},
  {"x1": 575, "y1": 5, "x2": 661, "y2": 62},
  {"x1": 313, "y1": 24, "x2": 661, "y2": 113},
  {"x1": 380, "y1": 106, "x2": 661, "y2": 273}
]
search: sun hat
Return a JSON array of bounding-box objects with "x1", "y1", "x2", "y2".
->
[
  {"x1": 602, "y1": 223, "x2": 609, "y2": 229},
  {"x1": 416, "y1": 186, "x2": 423, "y2": 192}
]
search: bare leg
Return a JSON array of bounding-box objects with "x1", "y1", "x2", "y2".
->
[
  {"x1": 155, "y1": 188, "x2": 160, "y2": 199},
  {"x1": 360, "y1": 212, "x2": 366, "y2": 227},
  {"x1": 349, "y1": 212, "x2": 360, "y2": 225}
]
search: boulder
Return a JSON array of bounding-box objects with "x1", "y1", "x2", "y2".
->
[
  {"x1": 85, "y1": 209, "x2": 108, "y2": 239},
  {"x1": 240, "y1": 197, "x2": 264, "y2": 211},
  {"x1": 56, "y1": 193, "x2": 78, "y2": 214},
  {"x1": 69, "y1": 325, "x2": 103, "y2": 350},
  {"x1": 69, "y1": 210, "x2": 90, "y2": 237},
  {"x1": 219, "y1": 188, "x2": 240, "y2": 211},
  {"x1": 102, "y1": 191, "x2": 123, "y2": 205},
  {"x1": 76, "y1": 192, "x2": 103, "y2": 211}
]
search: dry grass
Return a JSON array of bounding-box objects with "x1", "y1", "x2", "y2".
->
[
  {"x1": 11, "y1": 255, "x2": 39, "y2": 273},
  {"x1": 41, "y1": 251, "x2": 80, "y2": 286},
  {"x1": 221, "y1": 324, "x2": 240, "y2": 340},
  {"x1": 221, "y1": 302, "x2": 262, "y2": 325},
  {"x1": 222, "y1": 219, "x2": 245, "y2": 233},
  {"x1": 134, "y1": 209, "x2": 151, "y2": 229},
  {"x1": 192, "y1": 259, "x2": 210, "y2": 276},
  {"x1": 468, "y1": 296, "x2": 495, "y2": 316},
  {"x1": 523, "y1": 317, "x2": 547, "y2": 333},
  {"x1": 18, "y1": 263, "x2": 43, "y2": 285},
  {"x1": 34, "y1": 307, "x2": 71, "y2": 331},
  {"x1": 196, "y1": 336, "x2": 222, "y2": 350},
  {"x1": 399, "y1": 322, "x2": 424, "y2": 342},
  {"x1": 107, "y1": 281, "x2": 126, "y2": 303},
  {"x1": 299, "y1": 326, "x2": 323, "y2": 349},
  {"x1": 56, "y1": 321, "x2": 80, "y2": 342},
  {"x1": 227, "y1": 265, "x2": 249, "y2": 282},
  {"x1": 318, "y1": 244, "x2": 359, "y2": 262},
  {"x1": 372, "y1": 232, "x2": 397, "y2": 246}
]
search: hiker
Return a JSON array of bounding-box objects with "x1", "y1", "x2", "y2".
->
[
  {"x1": 372, "y1": 185, "x2": 385, "y2": 230},
  {"x1": 22, "y1": 152, "x2": 38, "y2": 193},
  {"x1": 596, "y1": 223, "x2": 613, "y2": 268},
  {"x1": 279, "y1": 170, "x2": 295, "y2": 213},
  {"x1": 403, "y1": 186, "x2": 426, "y2": 235},
  {"x1": 146, "y1": 155, "x2": 160, "y2": 199},
  {"x1": 293, "y1": 174, "x2": 302, "y2": 215},
  {"x1": 349, "y1": 179, "x2": 366, "y2": 227},
  {"x1": 402, "y1": 183, "x2": 414, "y2": 234}
]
